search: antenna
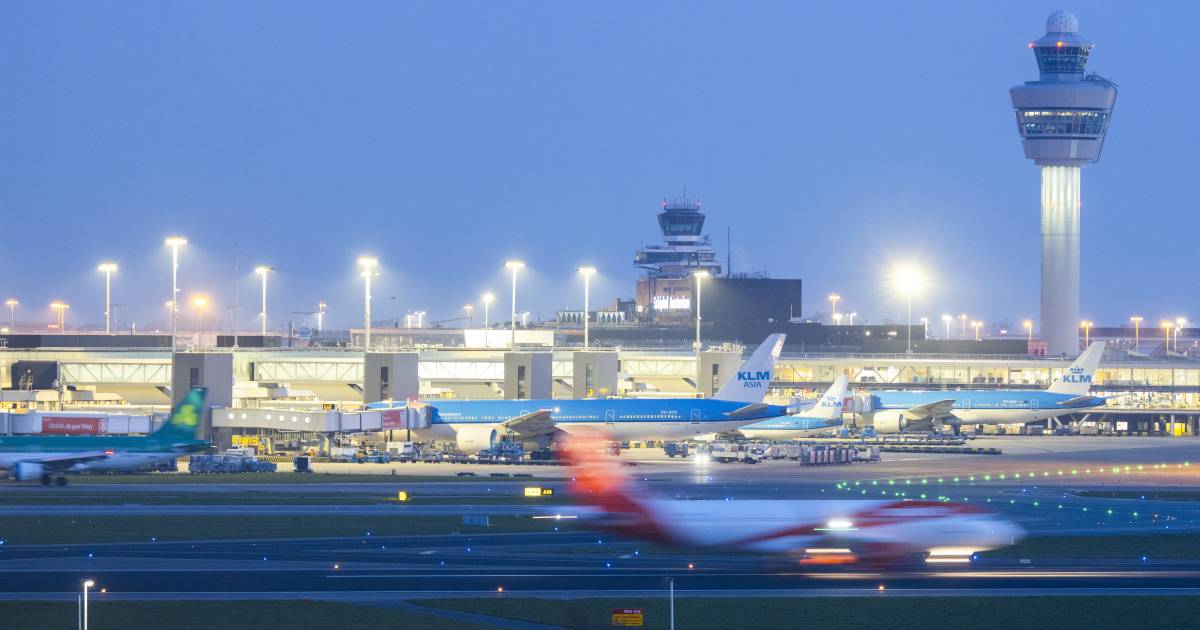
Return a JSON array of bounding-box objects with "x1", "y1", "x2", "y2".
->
[
  {"x1": 232, "y1": 244, "x2": 239, "y2": 348},
  {"x1": 726, "y1": 226, "x2": 731, "y2": 278}
]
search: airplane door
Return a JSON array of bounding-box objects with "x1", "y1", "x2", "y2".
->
[
  {"x1": 605, "y1": 410, "x2": 616, "y2": 426},
  {"x1": 690, "y1": 409, "x2": 701, "y2": 424},
  {"x1": 960, "y1": 399, "x2": 971, "y2": 410},
  {"x1": 1030, "y1": 399, "x2": 1039, "y2": 410}
]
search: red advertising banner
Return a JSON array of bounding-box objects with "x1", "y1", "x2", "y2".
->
[
  {"x1": 381, "y1": 409, "x2": 405, "y2": 430},
  {"x1": 42, "y1": 417, "x2": 103, "y2": 434}
]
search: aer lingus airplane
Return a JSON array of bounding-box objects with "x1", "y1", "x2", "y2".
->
[{"x1": 0, "y1": 388, "x2": 210, "y2": 485}]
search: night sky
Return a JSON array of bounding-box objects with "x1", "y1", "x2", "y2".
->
[{"x1": 1, "y1": 1, "x2": 1192, "y2": 333}]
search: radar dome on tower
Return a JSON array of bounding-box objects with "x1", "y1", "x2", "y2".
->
[{"x1": 1045, "y1": 9, "x2": 1079, "y2": 34}]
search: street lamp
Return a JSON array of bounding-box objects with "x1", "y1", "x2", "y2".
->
[
  {"x1": 694, "y1": 270, "x2": 711, "y2": 395},
  {"x1": 832, "y1": 313, "x2": 843, "y2": 326},
  {"x1": 1080, "y1": 320, "x2": 1092, "y2": 347},
  {"x1": 6, "y1": 299, "x2": 17, "y2": 331},
  {"x1": 1130, "y1": 316, "x2": 1143, "y2": 352},
  {"x1": 317, "y1": 301, "x2": 327, "y2": 333},
  {"x1": 357, "y1": 257, "x2": 378, "y2": 350},
  {"x1": 1176, "y1": 317, "x2": 1187, "y2": 351},
  {"x1": 82, "y1": 579, "x2": 95, "y2": 630},
  {"x1": 482, "y1": 292, "x2": 494, "y2": 330},
  {"x1": 192, "y1": 296, "x2": 208, "y2": 345},
  {"x1": 891, "y1": 265, "x2": 924, "y2": 354},
  {"x1": 1162, "y1": 320, "x2": 1174, "y2": 353},
  {"x1": 255, "y1": 266, "x2": 273, "y2": 337},
  {"x1": 417, "y1": 310, "x2": 426, "y2": 328},
  {"x1": 164, "y1": 236, "x2": 187, "y2": 349},
  {"x1": 50, "y1": 301, "x2": 69, "y2": 331},
  {"x1": 959, "y1": 314, "x2": 968, "y2": 340},
  {"x1": 97, "y1": 263, "x2": 117, "y2": 334},
  {"x1": 578, "y1": 266, "x2": 596, "y2": 348},
  {"x1": 464, "y1": 304, "x2": 474, "y2": 325},
  {"x1": 942, "y1": 314, "x2": 952, "y2": 340},
  {"x1": 972, "y1": 320, "x2": 983, "y2": 341},
  {"x1": 848, "y1": 312, "x2": 857, "y2": 326},
  {"x1": 827, "y1": 293, "x2": 840, "y2": 324},
  {"x1": 505, "y1": 260, "x2": 525, "y2": 349},
  {"x1": 1023, "y1": 319, "x2": 1033, "y2": 344}
]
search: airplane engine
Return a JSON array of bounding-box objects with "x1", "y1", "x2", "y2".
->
[
  {"x1": 871, "y1": 411, "x2": 934, "y2": 434},
  {"x1": 13, "y1": 462, "x2": 44, "y2": 481},
  {"x1": 870, "y1": 411, "x2": 908, "y2": 434},
  {"x1": 455, "y1": 426, "x2": 498, "y2": 452}
]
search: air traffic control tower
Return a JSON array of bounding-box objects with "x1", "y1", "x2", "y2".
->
[{"x1": 1010, "y1": 10, "x2": 1117, "y2": 355}]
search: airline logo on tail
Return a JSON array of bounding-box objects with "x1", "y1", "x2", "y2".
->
[
  {"x1": 715, "y1": 334, "x2": 786, "y2": 403},
  {"x1": 1048, "y1": 342, "x2": 1105, "y2": 396},
  {"x1": 811, "y1": 375, "x2": 848, "y2": 419}
]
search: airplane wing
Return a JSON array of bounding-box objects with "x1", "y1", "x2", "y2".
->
[
  {"x1": 725, "y1": 403, "x2": 769, "y2": 418},
  {"x1": 1057, "y1": 395, "x2": 1107, "y2": 407},
  {"x1": 25, "y1": 451, "x2": 110, "y2": 472},
  {"x1": 499, "y1": 409, "x2": 556, "y2": 437},
  {"x1": 902, "y1": 399, "x2": 956, "y2": 420}
]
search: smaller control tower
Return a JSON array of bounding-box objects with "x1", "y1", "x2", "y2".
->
[{"x1": 1010, "y1": 10, "x2": 1117, "y2": 355}]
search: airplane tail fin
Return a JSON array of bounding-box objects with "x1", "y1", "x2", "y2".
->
[
  {"x1": 558, "y1": 429, "x2": 672, "y2": 541},
  {"x1": 1047, "y1": 342, "x2": 1105, "y2": 396},
  {"x1": 809, "y1": 375, "x2": 850, "y2": 420},
  {"x1": 714, "y1": 334, "x2": 786, "y2": 403},
  {"x1": 153, "y1": 388, "x2": 207, "y2": 441}
]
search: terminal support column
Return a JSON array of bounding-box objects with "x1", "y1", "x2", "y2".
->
[{"x1": 1040, "y1": 165, "x2": 1081, "y2": 355}]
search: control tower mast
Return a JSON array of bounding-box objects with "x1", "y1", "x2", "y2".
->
[{"x1": 1010, "y1": 10, "x2": 1117, "y2": 355}]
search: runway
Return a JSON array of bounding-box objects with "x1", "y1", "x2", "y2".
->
[{"x1": 3, "y1": 435, "x2": 1200, "y2": 603}]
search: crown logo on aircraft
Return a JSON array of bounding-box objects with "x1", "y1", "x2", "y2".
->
[{"x1": 1061, "y1": 366, "x2": 1092, "y2": 384}]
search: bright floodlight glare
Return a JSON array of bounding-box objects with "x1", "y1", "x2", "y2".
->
[
  {"x1": 357, "y1": 256, "x2": 378, "y2": 269},
  {"x1": 694, "y1": 270, "x2": 711, "y2": 278},
  {"x1": 577, "y1": 266, "x2": 596, "y2": 275},
  {"x1": 192, "y1": 296, "x2": 208, "y2": 308},
  {"x1": 483, "y1": 292, "x2": 495, "y2": 304},
  {"x1": 83, "y1": 579, "x2": 94, "y2": 588},
  {"x1": 97, "y1": 262, "x2": 118, "y2": 273},
  {"x1": 164, "y1": 236, "x2": 187, "y2": 247},
  {"x1": 505, "y1": 260, "x2": 526, "y2": 270},
  {"x1": 255, "y1": 265, "x2": 272, "y2": 275},
  {"x1": 50, "y1": 302, "x2": 69, "y2": 310},
  {"x1": 891, "y1": 264, "x2": 925, "y2": 295}
]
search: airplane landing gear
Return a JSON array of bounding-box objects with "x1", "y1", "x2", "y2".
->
[
  {"x1": 55, "y1": 476, "x2": 68, "y2": 486},
  {"x1": 40, "y1": 473, "x2": 51, "y2": 486}
]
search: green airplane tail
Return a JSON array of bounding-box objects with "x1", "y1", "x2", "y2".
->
[{"x1": 153, "y1": 387, "x2": 207, "y2": 441}]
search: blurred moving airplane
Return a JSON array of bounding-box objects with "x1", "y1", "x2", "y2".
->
[{"x1": 558, "y1": 430, "x2": 1023, "y2": 565}]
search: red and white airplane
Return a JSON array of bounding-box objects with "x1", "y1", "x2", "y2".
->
[{"x1": 557, "y1": 432, "x2": 1023, "y2": 565}]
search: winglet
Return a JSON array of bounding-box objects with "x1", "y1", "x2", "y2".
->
[
  {"x1": 1047, "y1": 341, "x2": 1104, "y2": 396},
  {"x1": 714, "y1": 334, "x2": 786, "y2": 403}
]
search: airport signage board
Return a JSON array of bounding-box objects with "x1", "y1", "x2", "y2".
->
[
  {"x1": 41, "y1": 417, "x2": 102, "y2": 434},
  {"x1": 382, "y1": 409, "x2": 405, "y2": 429},
  {"x1": 611, "y1": 608, "x2": 644, "y2": 626}
]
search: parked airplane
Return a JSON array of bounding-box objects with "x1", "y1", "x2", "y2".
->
[
  {"x1": 865, "y1": 342, "x2": 1107, "y2": 433},
  {"x1": 556, "y1": 430, "x2": 1023, "y2": 565},
  {"x1": 0, "y1": 388, "x2": 210, "y2": 485},
  {"x1": 368, "y1": 335, "x2": 789, "y2": 451},
  {"x1": 735, "y1": 375, "x2": 849, "y2": 440}
]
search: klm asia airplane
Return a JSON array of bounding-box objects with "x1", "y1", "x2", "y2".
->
[
  {"x1": 865, "y1": 342, "x2": 1107, "y2": 433},
  {"x1": 736, "y1": 375, "x2": 850, "y2": 440},
  {"x1": 0, "y1": 388, "x2": 210, "y2": 485},
  {"x1": 369, "y1": 335, "x2": 789, "y2": 450}
]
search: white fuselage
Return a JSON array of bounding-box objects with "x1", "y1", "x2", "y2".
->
[{"x1": 0, "y1": 451, "x2": 178, "y2": 472}]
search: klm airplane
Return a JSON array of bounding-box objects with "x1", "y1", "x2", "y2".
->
[
  {"x1": 865, "y1": 342, "x2": 1107, "y2": 433},
  {"x1": 0, "y1": 388, "x2": 210, "y2": 485},
  {"x1": 369, "y1": 335, "x2": 788, "y2": 450},
  {"x1": 737, "y1": 375, "x2": 849, "y2": 440}
]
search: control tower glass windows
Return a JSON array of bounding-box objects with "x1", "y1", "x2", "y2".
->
[
  {"x1": 1034, "y1": 45, "x2": 1090, "y2": 75},
  {"x1": 658, "y1": 211, "x2": 705, "y2": 239},
  {"x1": 1016, "y1": 110, "x2": 1108, "y2": 138}
]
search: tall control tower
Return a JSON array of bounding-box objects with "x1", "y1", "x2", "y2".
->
[{"x1": 1010, "y1": 9, "x2": 1117, "y2": 355}]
